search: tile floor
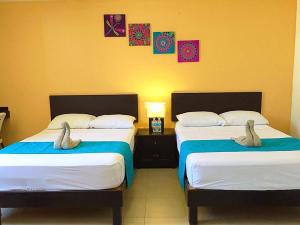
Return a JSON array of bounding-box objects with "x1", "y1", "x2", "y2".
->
[{"x1": 2, "y1": 169, "x2": 300, "y2": 225}]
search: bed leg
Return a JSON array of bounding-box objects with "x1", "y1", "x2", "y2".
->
[
  {"x1": 189, "y1": 206, "x2": 197, "y2": 225},
  {"x1": 112, "y1": 206, "x2": 122, "y2": 225}
]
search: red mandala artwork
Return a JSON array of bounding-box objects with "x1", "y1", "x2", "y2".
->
[{"x1": 129, "y1": 24, "x2": 151, "y2": 46}]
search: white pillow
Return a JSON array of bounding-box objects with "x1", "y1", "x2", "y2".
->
[
  {"x1": 176, "y1": 111, "x2": 226, "y2": 127},
  {"x1": 89, "y1": 114, "x2": 136, "y2": 129},
  {"x1": 48, "y1": 114, "x2": 96, "y2": 129},
  {"x1": 220, "y1": 110, "x2": 269, "y2": 126}
]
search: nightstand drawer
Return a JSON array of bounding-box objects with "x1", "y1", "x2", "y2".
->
[
  {"x1": 142, "y1": 152, "x2": 162, "y2": 161},
  {"x1": 139, "y1": 146, "x2": 161, "y2": 159},
  {"x1": 139, "y1": 137, "x2": 160, "y2": 149},
  {"x1": 138, "y1": 137, "x2": 174, "y2": 157},
  {"x1": 134, "y1": 128, "x2": 178, "y2": 168}
]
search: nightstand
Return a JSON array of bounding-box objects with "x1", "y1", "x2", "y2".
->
[{"x1": 134, "y1": 128, "x2": 178, "y2": 168}]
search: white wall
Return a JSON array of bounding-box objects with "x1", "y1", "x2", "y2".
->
[{"x1": 291, "y1": 0, "x2": 300, "y2": 137}]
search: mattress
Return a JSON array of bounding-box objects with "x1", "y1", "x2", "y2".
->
[
  {"x1": 0, "y1": 128, "x2": 135, "y2": 191},
  {"x1": 175, "y1": 123, "x2": 300, "y2": 190}
]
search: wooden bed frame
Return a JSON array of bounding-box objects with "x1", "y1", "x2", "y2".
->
[
  {"x1": 0, "y1": 94, "x2": 138, "y2": 225},
  {"x1": 171, "y1": 92, "x2": 300, "y2": 225}
]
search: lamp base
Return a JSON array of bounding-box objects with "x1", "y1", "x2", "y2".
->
[{"x1": 149, "y1": 118, "x2": 164, "y2": 134}]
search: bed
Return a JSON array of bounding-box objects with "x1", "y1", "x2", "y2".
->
[
  {"x1": 0, "y1": 94, "x2": 138, "y2": 225},
  {"x1": 171, "y1": 92, "x2": 300, "y2": 225}
]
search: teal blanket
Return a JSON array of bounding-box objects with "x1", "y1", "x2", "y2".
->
[
  {"x1": 0, "y1": 141, "x2": 134, "y2": 187},
  {"x1": 178, "y1": 137, "x2": 300, "y2": 189}
]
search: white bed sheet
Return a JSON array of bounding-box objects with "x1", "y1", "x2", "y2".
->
[
  {"x1": 0, "y1": 128, "x2": 135, "y2": 191},
  {"x1": 175, "y1": 123, "x2": 300, "y2": 190}
]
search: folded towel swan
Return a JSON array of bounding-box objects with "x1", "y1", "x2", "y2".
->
[
  {"x1": 54, "y1": 122, "x2": 81, "y2": 150},
  {"x1": 233, "y1": 120, "x2": 262, "y2": 147},
  {"x1": 53, "y1": 124, "x2": 66, "y2": 149}
]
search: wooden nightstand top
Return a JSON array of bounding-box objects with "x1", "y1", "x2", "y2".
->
[{"x1": 136, "y1": 128, "x2": 175, "y2": 137}]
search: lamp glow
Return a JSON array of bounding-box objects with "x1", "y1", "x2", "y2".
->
[{"x1": 145, "y1": 102, "x2": 166, "y2": 118}]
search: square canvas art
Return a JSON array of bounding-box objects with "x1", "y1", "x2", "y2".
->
[
  {"x1": 177, "y1": 40, "x2": 200, "y2": 62},
  {"x1": 104, "y1": 14, "x2": 126, "y2": 37},
  {"x1": 129, "y1": 24, "x2": 151, "y2": 46},
  {"x1": 153, "y1": 32, "x2": 175, "y2": 54}
]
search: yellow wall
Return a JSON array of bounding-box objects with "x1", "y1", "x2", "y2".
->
[{"x1": 0, "y1": 0, "x2": 297, "y2": 144}]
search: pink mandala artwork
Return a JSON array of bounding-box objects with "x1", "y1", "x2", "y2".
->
[{"x1": 177, "y1": 40, "x2": 200, "y2": 63}]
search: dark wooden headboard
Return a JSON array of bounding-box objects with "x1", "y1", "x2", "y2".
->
[
  {"x1": 49, "y1": 94, "x2": 138, "y2": 121},
  {"x1": 171, "y1": 92, "x2": 262, "y2": 121}
]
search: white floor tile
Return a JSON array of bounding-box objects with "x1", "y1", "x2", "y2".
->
[
  {"x1": 145, "y1": 196, "x2": 187, "y2": 219},
  {"x1": 145, "y1": 218, "x2": 188, "y2": 225},
  {"x1": 123, "y1": 217, "x2": 145, "y2": 225},
  {"x1": 123, "y1": 197, "x2": 146, "y2": 218}
]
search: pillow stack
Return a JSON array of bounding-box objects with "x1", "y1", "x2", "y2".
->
[
  {"x1": 219, "y1": 110, "x2": 269, "y2": 126},
  {"x1": 89, "y1": 114, "x2": 136, "y2": 129},
  {"x1": 177, "y1": 110, "x2": 269, "y2": 127},
  {"x1": 48, "y1": 114, "x2": 136, "y2": 129},
  {"x1": 176, "y1": 111, "x2": 225, "y2": 127},
  {"x1": 48, "y1": 114, "x2": 96, "y2": 129}
]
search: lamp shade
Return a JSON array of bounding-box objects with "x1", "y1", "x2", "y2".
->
[{"x1": 145, "y1": 102, "x2": 166, "y2": 118}]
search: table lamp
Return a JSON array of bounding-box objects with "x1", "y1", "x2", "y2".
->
[{"x1": 145, "y1": 102, "x2": 166, "y2": 133}]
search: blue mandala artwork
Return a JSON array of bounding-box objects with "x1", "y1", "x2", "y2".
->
[{"x1": 153, "y1": 32, "x2": 175, "y2": 54}]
